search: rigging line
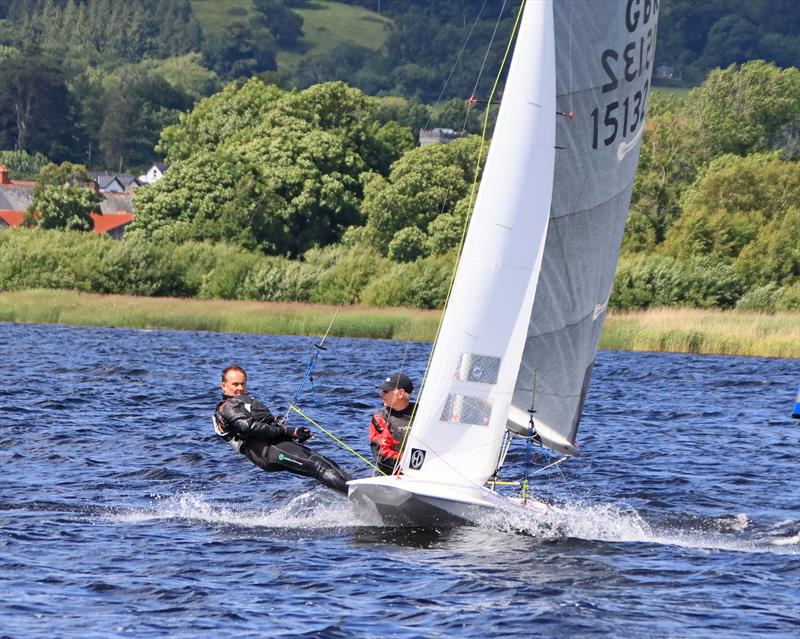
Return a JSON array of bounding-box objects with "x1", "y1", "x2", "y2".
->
[
  {"x1": 401, "y1": 0, "x2": 528, "y2": 461},
  {"x1": 290, "y1": 405, "x2": 385, "y2": 475},
  {"x1": 424, "y1": 0, "x2": 492, "y2": 131},
  {"x1": 464, "y1": 0, "x2": 509, "y2": 132},
  {"x1": 427, "y1": 0, "x2": 500, "y2": 222},
  {"x1": 530, "y1": 455, "x2": 569, "y2": 476},
  {"x1": 385, "y1": 334, "x2": 416, "y2": 477},
  {"x1": 282, "y1": 300, "x2": 344, "y2": 421}
]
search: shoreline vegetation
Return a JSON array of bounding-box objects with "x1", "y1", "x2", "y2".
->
[{"x1": 1, "y1": 290, "x2": 798, "y2": 359}]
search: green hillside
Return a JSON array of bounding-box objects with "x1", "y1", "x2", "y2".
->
[
  {"x1": 190, "y1": 0, "x2": 392, "y2": 71},
  {"x1": 191, "y1": 0, "x2": 257, "y2": 31}
]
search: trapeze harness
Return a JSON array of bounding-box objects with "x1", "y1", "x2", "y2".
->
[{"x1": 213, "y1": 394, "x2": 351, "y2": 494}]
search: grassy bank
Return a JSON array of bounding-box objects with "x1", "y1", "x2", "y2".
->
[
  {"x1": 602, "y1": 308, "x2": 800, "y2": 358},
  {"x1": 1, "y1": 290, "x2": 798, "y2": 358},
  {"x1": 0, "y1": 290, "x2": 438, "y2": 341}
]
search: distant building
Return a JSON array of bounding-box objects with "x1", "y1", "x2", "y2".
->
[
  {"x1": 138, "y1": 161, "x2": 167, "y2": 185},
  {"x1": 0, "y1": 164, "x2": 35, "y2": 211},
  {"x1": 655, "y1": 65, "x2": 682, "y2": 80},
  {"x1": 90, "y1": 171, "x2": 142, "y2": 193},
  {"x1": 0, "y1": 210, "x2": 25, "y2": 229},
  {"x1": 0, "y1": 163, "x2": 134, "y2": 238},
  {"x1": 90, "y1": 212, "x2": 135, "y2": 239},
  {"x1": 419, "y1": 128, "x2": 469, "y2": 146}
]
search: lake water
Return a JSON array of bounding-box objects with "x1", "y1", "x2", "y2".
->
[{"x1": 1, "y1": 322, "x2": 798, "y2": 638}]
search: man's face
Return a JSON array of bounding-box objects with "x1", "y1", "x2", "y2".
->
[
  {"x1": 222, "y1": 370, "x2": 247, "y2": 396},
  {"x1": 381, "y1": 388, "x2": 404, "y2": 409}
]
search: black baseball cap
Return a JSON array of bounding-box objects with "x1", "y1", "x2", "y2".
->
[{"x1": 379, "y1": 372, "x2": 413, "y2": 394}]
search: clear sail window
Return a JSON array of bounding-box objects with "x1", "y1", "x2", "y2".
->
[
  {"x1": 454, "y1": 353, "x2": 501, "y2": 385},
  {"x1": 441, "y1": 394, "x2": 493, "y2": 426}
]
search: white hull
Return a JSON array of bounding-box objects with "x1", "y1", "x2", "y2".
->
[{"x1": 348, "y1": 475, "x2": 548, "y2": 527}]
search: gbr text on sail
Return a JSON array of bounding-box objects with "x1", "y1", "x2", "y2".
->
[{"x1": 591, "y1": 0, "x2": 659, "y2": 150}]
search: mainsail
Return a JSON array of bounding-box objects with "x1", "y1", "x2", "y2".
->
[
  {"x1": 400, "y1": 0, "x2": 658, "y2": 480},
  {"x1": 510, "y1": 0, "x2": 659, "y2": 454}
]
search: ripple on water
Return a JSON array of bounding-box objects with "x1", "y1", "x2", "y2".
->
[{"x1": 0, "y1": 323, "x2": 798, "y2": 638}]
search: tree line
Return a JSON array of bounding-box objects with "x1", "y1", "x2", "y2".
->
[
  {"x1": 2, "y1": 60, "x2": 798, "y2": 313},
  {"x1": 1, "y1": 0, "x2": 797, "y2": 171}
]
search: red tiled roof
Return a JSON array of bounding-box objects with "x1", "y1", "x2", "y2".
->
[
  {"x1": 0, "y1": 210, "x2": 24, "y2": 226},
  {"x1": 91, "y1": 212, "x2": 135, "y2": 234}
]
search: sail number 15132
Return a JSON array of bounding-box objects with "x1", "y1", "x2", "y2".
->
[{"x1": 590, "y1": 81, "x2": 649, "y2": 149}]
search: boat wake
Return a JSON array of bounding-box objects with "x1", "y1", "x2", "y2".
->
[
  {"x1": 480, "y1": 499, "x2": 800, "y2": 554},
  {"x1": 105, "y1": 492, "x2": 799, "y2": 555},
  {"x1": 107, "y1": 490, "x2": 365, "y2": 530}
]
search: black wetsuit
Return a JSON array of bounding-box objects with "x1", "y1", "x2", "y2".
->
[{"x1": 214, "y1": 393, "x2": 351, "y2": 494}]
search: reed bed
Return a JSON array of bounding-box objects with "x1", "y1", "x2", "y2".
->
[
  {"x1": 1, "y1": 290, "x2": 797, "y2": 358},
  {"x1": 0, "y1": 290, "x2": 440, "y2": 341},
  {"x1": 601, "y1": 308, "x2": 800, "y2": 358}
]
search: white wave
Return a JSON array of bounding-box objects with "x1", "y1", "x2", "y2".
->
[
  {"x1": 108, "y1": 491, "x2": 363, "y2": 530},
  {"x1": 107, "y1": 493, "x2": 800, "y2": 554},
  {"x1": 770, "y1": 532, "x2": 800, "y2": 546},
  {"x1": 483, "y1": 500, "x2": 799, "y2": 555}
]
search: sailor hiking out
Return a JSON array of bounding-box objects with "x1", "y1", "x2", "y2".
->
[{"x1": 213, "y1": 365, "x2": 351, "y2": 494}]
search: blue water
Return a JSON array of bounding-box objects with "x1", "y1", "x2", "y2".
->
[{"x1": 1, "y1": 322, "x2": 798, "y2": 638}]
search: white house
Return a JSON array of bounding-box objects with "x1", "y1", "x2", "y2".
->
[{"x1": 139, "y1": 161, "x2": 167, "y2": 185}]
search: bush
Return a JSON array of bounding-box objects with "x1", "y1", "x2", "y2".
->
[
  {"x1": 0, "y1": 229, "x2": 105, "y2": 291},
  {"x1": 775, "y1": 282, "x2": 800, "y2": 312},
  {"x1": 197, "y1": 245, "x2": 260, "y2": 299},
  {"x1": 96, "y1": 237, "x2": 188, "y2": 296},
  {"x1": 310, "y1": 244, "x2": 387, "y2": 305},
  {"x1": 170, "y1": 242, "x2": 226, "y2": 297},
  {"x1": 735, "y1": 283, "x2": 783, "y2": 313},
  {"x1": 427, "y1": 213, "x2": 464, "y2": 255},
  {"x1": 241, "y1": 255, "x2": 318, "y2": 302},
  {"x1": 361, "y1": 251, "x2": 455, "y2": 309},
  {"x1": 611, "y1": 254, "x2": 746, "y2": 310},
  {"x1": 388, "y1": 226, "x2": 429, "y2": 262}
]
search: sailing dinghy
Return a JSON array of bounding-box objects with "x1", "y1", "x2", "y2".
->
[{"x1": 349, "y1": 0, "x2": 659, "y2": 526}]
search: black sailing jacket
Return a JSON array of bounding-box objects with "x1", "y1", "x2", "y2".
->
[{"x1": 214, "y1": 393, "x2": 290, "y2": 443}]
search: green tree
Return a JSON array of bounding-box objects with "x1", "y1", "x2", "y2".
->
[
  {"x1": 27, "y1": 161, "x2": 100, "y2": 231},
  {"x1": 0, "y1": 149, "x2": 49, "y2": 179},
  {"x1": 128, "y1": 149, "x2": 272, "y2": 249},
  {"x1": 144, "y1": 80, "x2": 410, "y2": 255},
  {"x1": 252, "y1": 0, "x2": 304, "y2": 47},
  {"x1": 388, "y1": 226, "x2": 428, "y2": 262},
  {"x1": 662, "y1": 154, "x2": 800, "y2": 270},
  {"x1": 135, "y1": 54, "x2": 222, "y2": 102},
  {"x1": 734, "y1": 206, "x2": 800, "y2": 287},
  {"x1": 96, "y1": 67, "x2": 193, "y2": 169},
  {"x1": 203, "y1": 21, "x2": 277, "y2": 80},
  {"x1": 699, "y1": 15, "x2": 759, "y2": 70},
  {"x1": 624, "y1": 94, "x2": 706, "y2": 251},
  {"x1": 0, "y1": 46, "x2": 76, "y2": 158},
  {"x1": 361, "y1": 135, "x2": 484, "y2": 253},
  {"x1": 431, "y1": 98, "x2": 483, "y2": 134},
  {"x1": 157, "y1": 79, "x2": 285, "y2": 164},
  {"x1": 30, "y1": 185, "x2": 99, "y2": 231},
  {"x1": 688, "y1": 61, "x2": 800, "y2": 157}
]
